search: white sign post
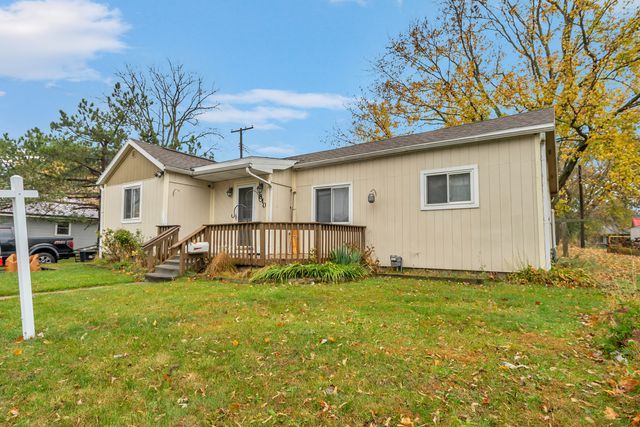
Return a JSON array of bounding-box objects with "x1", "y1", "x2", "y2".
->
[{"x1": 0, "y1": 176, "x2": 38, "y2": 339}]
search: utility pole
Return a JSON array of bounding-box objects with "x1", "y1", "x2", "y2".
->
[
  {"x1": 578, "y1": 164, "x2": 585, "y2": 248},
  {"x1": 231, "y1": 126, "x2": 254, "y2": 159}
]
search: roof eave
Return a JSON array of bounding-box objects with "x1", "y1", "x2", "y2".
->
[{"x1": 293, "y1": 123, "x2": 555, "y2": 170}]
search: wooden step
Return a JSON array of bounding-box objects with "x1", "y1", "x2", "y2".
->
[{"x1": 145, "y1": 271, "x2": 178, "y2": 282}]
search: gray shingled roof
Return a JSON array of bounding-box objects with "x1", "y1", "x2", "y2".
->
[
  {"x1": 0, "y1": 200, "x2": 98, "y2": 219},
  {"x1": 132, "y1": 139, "x2": 215, "y2": 171},
  {"x1": 288, "y1": 108, "x2": 554, "y2": 164}
]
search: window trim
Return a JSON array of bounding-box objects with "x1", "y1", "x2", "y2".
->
[
  {"x1": 54, "y1": 221, "x2": 71, "y2": 236},
  {"x1": 121, "y1": 182, "x2": 142, "y2": 223},
  {"x1": 420, "y1": 165, "x2": 479, "y2": 211},
  {"x1": 311, "y1": 182, "x2": 353, "y2": 224}
]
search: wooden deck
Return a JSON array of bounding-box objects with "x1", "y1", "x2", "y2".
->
[{"x1": 144, "y1": 222, "x2": 366, "y2": 274}]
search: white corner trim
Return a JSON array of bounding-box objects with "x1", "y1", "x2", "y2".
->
[
  {"x1": 121, "y1": 182, "x2": 142, "y2": 223},
  {"x1": 97, "y1": 140, "x2": 165, "y2": 185},
  {"x1": 311, "y1": 182, "x2": 353, "y2": 224},
  {"x1": 420, "y1": 164, "x2": 479, "y2": 211}
]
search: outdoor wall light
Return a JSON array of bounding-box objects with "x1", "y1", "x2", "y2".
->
[
  {"x1": 257, "y1": 182, "x2": 264, "y2": 193},
  {"x1": 154, "y1": 170, "x2": 164, "y2": 178},
  {"x1": 226, "y1": 187, "x2": 233, "y2": 197},
  {"x1": 368, "y1": 189, "x2": 377, "y2": 204}
]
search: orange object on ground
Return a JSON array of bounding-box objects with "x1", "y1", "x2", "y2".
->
[
  {"x1": 5, "y1": 254, "x2": 17, "y2": 272},
  {"x1": 29, "y1": 255, "x2": 41, "y2": 272}
]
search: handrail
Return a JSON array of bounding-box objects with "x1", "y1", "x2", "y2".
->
[
  {"x1": 143, "y1": 225, "x2": 180, "y2": 249},
  {"x1": 142, "y1": 225, "x2": 180, "y2": 269},
  {"x1": 202, "y1": 221, "x2": 366, "y2": 228},
  {"x1": 170, "y1": 225, "x2": 208, "y2": 251}
]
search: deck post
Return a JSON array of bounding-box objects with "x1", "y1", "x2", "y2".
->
[
  {"x1": 259, "y1": 223, "x2": 266, "y2": 266},
  {"x1": 179, "y1": 243, "x2": 186, "y2": 275},
  {"x1": 315, "y1": 224, "x2": 322, "y2": 262}
]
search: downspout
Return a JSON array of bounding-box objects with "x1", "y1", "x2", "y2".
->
[{"x1": 246, "y1": 166, "x2": 273, "y2": 221}]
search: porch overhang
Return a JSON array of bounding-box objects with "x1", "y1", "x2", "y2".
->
[{"x1": 191, "y1": 157, "x2": 296, "y2": 182}]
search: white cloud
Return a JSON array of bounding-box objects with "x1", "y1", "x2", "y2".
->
[
  {"x1": 248, "y1": 144, "x2": 297, "y2": 156},
  {"x1": 216, "y1": 89, "x2": 351, "y2": 110},
  {"x1": 201, "y1": 105, "x2": 308, "y2": 130},
  {"x1": 204, "y1": 89, "x2": 351, "y2": 130},
  {"x1": 0, "y1": 90, "x2": 5, "y2": 96},
  {"x1": 0, "y1": 0, "x2": 128, "y2": 81}
]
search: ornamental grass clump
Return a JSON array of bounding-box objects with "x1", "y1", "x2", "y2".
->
[
  {"x1": 206, "y1": 251, "x2": 237, "y2": 276},
  {"x1": 250, "y1": 262, "x2": 367, "y2": 283}
]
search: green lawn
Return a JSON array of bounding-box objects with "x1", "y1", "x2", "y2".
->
[
  {"x1": 1, "y1": 273, "x2": 638, "y2": 425},
  {"x1": 0, "y1": 260, "x2": 136, "y2": 297}
]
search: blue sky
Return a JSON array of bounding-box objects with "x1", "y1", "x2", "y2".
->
[{"x1": 0, "y1": 0, "x2": 435, "y2": 160}]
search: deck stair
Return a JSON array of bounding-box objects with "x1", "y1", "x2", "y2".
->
[{"x1": 145, "y1": 256, "x2": 181, "y2": 282}]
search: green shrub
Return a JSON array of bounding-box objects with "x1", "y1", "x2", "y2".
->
[
  {"x1": 508, "y1": 265, "x2": 597, "y2": 288},
  {"x1": 101, "y1": 228, "x2": 144, "y2": 263},
  {"x1": 251, "y1": 262, "x2": 367, "y2": 283},
  {"x1": 599, "y1": 305, "x2": 640, "y2": 359},
  {"x1": 329, "y1": 246, "x2": 361, "y2": 265}
]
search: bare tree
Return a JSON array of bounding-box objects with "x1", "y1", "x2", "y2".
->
[{"x1": 116, "y1": 60, "x2": 220, "y2": 155}]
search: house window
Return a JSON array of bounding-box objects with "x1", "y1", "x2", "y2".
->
[
  {"x1": 314, "y1": 184, "x2": 351, "y2": 223},
  {"x1": 122, "y1": 184, "x2": 141, "y2": 222},
  {"x1": 420, "y1": 165, "x2": 479, "y2": 210},
  {"x1": 55, "y1": 222, "x2": 70, "y2": 236}
]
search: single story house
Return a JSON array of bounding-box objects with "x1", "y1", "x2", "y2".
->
[
  {"x1": 98, "y1": 108, "x2": 557, "y2": 273},
  {"x1": 0, "y1": 200, "x2": 99, "y2": 248}
]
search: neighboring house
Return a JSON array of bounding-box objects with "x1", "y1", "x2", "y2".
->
[
  {"x1": 0, "y1": 201, "x2": 99, "y2": 249},
  {"x1": 98, "y1": 108, "x2": 557, "y2": 273},
  {"x1": 630, "y1": 218, "x2": 640, "y2": 241}
]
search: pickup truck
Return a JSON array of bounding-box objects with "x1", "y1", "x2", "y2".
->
[{"x1": 0, "y1": 225, "x2": 75, "y2": 264}]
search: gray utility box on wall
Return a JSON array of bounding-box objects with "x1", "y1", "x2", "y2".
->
[{"x1": 390, "y1": 255, "x2": 403, "y2": 271}]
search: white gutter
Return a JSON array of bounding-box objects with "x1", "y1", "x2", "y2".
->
[{"x1": 294, "y1": 123, "x2": 555, "y2": 169}]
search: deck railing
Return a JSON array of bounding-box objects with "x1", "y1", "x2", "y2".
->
[
  {"x1": 171, "y1": 222, "x2": 366, "y2": 274},
  {"x1": 142, "y1": 225, "x2": 180, "y2": 269}
]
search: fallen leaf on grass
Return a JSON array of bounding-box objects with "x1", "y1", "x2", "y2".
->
[
  {"x1": 604, "y1": 407, "x2": 618, "y2": 420},
  {"x1": 398, "y1": 416, "x2": 414, "y2": 426},
  {"x1": 13, "y1": 348, "x2": 23, "y2": 356},
  {"x1": 14, "y1": 336, "x2": 24, "y2": 344},
  {"x1": 631, "y1": 413, "x2": 640, "y2": 425},
  {"x1": 324, "y1": 384, "x2": 337, "y2": 395},
  {"x1": 8, "y1": 407, "x2": 19, "y2": 417},
  {"x1": 619, "y1": 377, "x2": 640, "y2": 393},
  {"x1": 231, "y1": 340, "x2": 239, "y2": 347},
  {"x1": 177, "y1": 397, "x2": 188, "y2": 408}
]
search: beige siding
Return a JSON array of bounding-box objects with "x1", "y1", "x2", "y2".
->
[
  {"x1": 101, "y1": 148, "x2": 164, "y2": 240},
  {"x1": 166, "y1": 172, "x2": 213, "y2": 238},
  {"x1": 105, "y1": 149, "x2": 158, "y2": 185},
  {"x1": 293, "y1": 135, "x2": 544, "y2": 272},
  {"x1": 102, "y1": 176, "x2": 164, "y2": 241},
  {"x1": 269, "y1": 169, "x2": 294, "y2": 222}
]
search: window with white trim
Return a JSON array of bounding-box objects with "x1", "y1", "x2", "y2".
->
[
  {"x1": 55, "y1": 222, "x2": 70, "y2": 236},
  {"x1": 314, "y1": 185, "x2": 350, "y2": 223},
  {"x1": 122, "y1": 185, "x2": 141, "y2": 221},
  {"x1": 420, "y1": 165, "x2": 479, "y2": 210}
]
